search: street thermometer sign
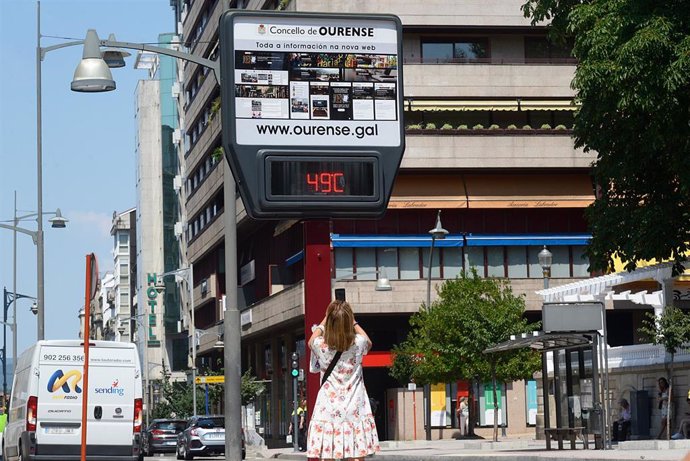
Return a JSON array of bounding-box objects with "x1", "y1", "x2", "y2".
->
[{"x1": 220, "y1": 11, "x2": 405, "y2": 219}]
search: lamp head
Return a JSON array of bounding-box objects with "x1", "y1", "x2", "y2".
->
[
  {"x1": 30, "y1": 302, "x2": 38, "y2": 315},
  {"x1": 375, "y1": 269, "x2": 392, "y2": 291},
  {"x1": 101, "y1": 34, "x2": 131, "y2": 68},
  {"x1": 213, "y1": 339, "x2": 225, "y2": 349},
  {"x1": 49, "y1": 208, "x2": 68, "y2": 228},
  {"x1": 118, "y1": 323, "x2": 126, "y2": 335},
  {"x1": 538, "y1": 245, "x2": 553, "y2": 270},
  {"x1": 428, "y1": 210, "x2": 449, "y2": 240},
  {"x1": 155, "y1": 281, "x2": 166, "y2": 294},
  {"x1": 71, "y1": 30, "x2": 116, "y2": 92}
]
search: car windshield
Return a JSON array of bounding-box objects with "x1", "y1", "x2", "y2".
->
[
  {"x1": 197, "y1": 417, "x2": 224, "y2": 429},
  {"x1": 154, "y1": 421, "x2": 186, "y2": 432}
]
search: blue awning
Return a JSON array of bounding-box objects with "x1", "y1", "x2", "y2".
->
[
  {"x1": 465, "y1": 234, "x2": 591, "y2": 246},
  {"x1": 285, "y1": 250, "x2": 304, "y2": 266},
  {"x1": 331, "y1": 234, "x2": 464, "y2": 248},
  {"x1": 331, "y1": 233, "x2": 591, "y2": 248}
]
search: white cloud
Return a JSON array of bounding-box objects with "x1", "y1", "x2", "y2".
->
[{"x1": 68, "y1": 210, "x2": 112, "y2": 236}]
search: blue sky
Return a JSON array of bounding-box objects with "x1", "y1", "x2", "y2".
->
[{"x1": 0, "y1": 0, "x2": 174, "y2": 357}]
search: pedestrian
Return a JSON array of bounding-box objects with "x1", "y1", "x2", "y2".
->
[
  {"x1": 657, "y1": 377, "x2": 671, "y2": 439},
  {"x1": 306, "y1": 299, "x2": 380, "y2": 460},
  {"x1": 671, "y1": 391, "x2": 690, "y2": 439},
  {"x1": 288, "y1": 399, "x2": 307, "y2": 450},
  {"x1": 611, "y1": 398, "x2": 631, "y2": 442},
  {"x1": 456, "y1": 397, "x2": 469, "y2": 436}
]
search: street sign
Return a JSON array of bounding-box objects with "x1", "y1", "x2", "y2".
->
[
  {"x1": 220, "y1": 11, "x2": 405, "y2": 219},
  {"x1": 196, "y1": 375, "x2": 225, "y2": 384}
]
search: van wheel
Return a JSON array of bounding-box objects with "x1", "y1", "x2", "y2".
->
[{"x1": 17, "y1": 442, "x2": 23, "y2": 461}]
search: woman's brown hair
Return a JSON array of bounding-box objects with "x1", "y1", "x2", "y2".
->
[{"x1": 323, "y1": 299, "x2": 356, "y2": 352}]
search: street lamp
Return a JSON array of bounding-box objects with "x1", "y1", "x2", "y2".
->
[
  {"x1": 157, "y1": 266, "x2": 196, "y2": 415},
  {"x1": 425, "y1": 210, "x2": 448, "y2": 441},
  {"x1": 37, "y1": 9, "x2": 239, "y2": 458},
  {"x1": 538, "y1": 245, "x2": 553, "y2": 289},
  {"x1": 0, "y1": 190, "x2": 67, "y2": 357},
  {"x1": 1, "y1": 288, "x2": 37, "y2": 407}
]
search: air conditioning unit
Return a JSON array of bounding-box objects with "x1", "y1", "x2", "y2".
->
[
  {"x1": 171, "y1": 82, "x2": 181, "y2": 97},
  {"x1": 200, "y1": 279, "x2": 208, "y2": 295},
  {"x1": 173, "y1": 175, "x2": 183, "y2": 192},
  {"x1": 172, "y1": 128, "x2": 182, "y2": 145},
  {"x1": 174, "y1": 221, "x2": 184, "y2": 238}
]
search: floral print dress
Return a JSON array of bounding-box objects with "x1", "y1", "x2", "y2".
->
[{"x1": 307, "y1": 334, "x2": 380, "y2": 459}]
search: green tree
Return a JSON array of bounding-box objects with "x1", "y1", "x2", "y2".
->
[
  {"x1": 639, "y1": 306, "x2": 690, "y2": 439},
  {"x1": 521, "y1": 0, "x2": 690, "y2": 274},
  {"x1": 150, "y1": 361, "x2": 265, "y2": 419},
  {"x1": 390, "y1": 270, "x2": 541, "y2": 441}
]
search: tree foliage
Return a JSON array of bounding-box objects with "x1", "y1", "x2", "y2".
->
[
  {"x1": 150, "y1": 361, "x2": 265, "y2": 419},
  {"x1": 639, "y1": 306, "x2": 690, "y2": 355},
  {"x1": 390, "y1": 271, "x2": 541, "y2": 439},
  {"x1": 522, "y1": 0, "x2": 690, "y2": 274},
  {"x1": 638, "y1": 306, "x2": 690, "y2": 439}
]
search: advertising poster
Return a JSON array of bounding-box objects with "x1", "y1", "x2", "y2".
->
[{"x1": 232, "y1": 16, "x2": 401, "y2": 146}]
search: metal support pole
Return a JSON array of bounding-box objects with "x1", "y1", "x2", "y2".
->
[
  {"x1": 223, "y1": 162, "x2": 242, "y2": 460},
  {"x1": 424, "y1": 235, "x2": 437, "y2": 441},
  {"x1": 2, "y1": 288, "x2": 7, "y2": 404},
  {"x1": 292, "y1": 374, "x2": 299, "y2": 452},
  {"x1": 189, "y1": 265, "x2": 197, "y2": 416},
  {"x1": 36, "y1": 0, "x2": 45, "y2": 341},
  {"x1": 12, "y1": 192, "x2": 18, "y2": 375}
]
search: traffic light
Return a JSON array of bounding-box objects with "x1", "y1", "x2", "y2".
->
[{"x1": 291, "y1": 352, "x2": 299, "y2": 378}]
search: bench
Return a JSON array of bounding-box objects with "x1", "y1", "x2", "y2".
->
[{"x1": 544, "y1": 427, "x2": 588, "y2": 450}]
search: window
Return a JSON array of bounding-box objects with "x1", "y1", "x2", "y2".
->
[
  {"x1": 486, "y1": 247, "x2": 504, "y2": 277},
  {"x1": 335, "y1": 248, "x2": 354, "y2": 279},
  {"x1": 465, "y1": 247, "x2": 484, "y2": 275},
  {"x1": 572, "y1": 246, "x2": 590, "y2": 277},
  {"x1": 443, "y1": 248, "x2": 463, "y2": 279},
  {"x1": 399, "y1": 248, "x2": 420, "y2": 280},
  {"x1": 524, "y1": 37, "x2": 573, "y2": 63},
  {"x1": 551, "y1": 246, "x2": 570, "y2": 278},
  {"x1": 354, "y1": 248, "x2": 376, "y2": 279},
  {"x1": 377, "y1": 248, "x2": 399, "y2": 280},
  {"x1": 507, "y1": 247, "x2": 528, "y2": 278},
  {"x1": 422, "y1": 38, "x2": 489, "y2": 63},
  {"x1": 421, "y1": 248, "x2": 441, "y2": 278},
  {"x1": 118, "y1": 233, "x2": 128, "y2": 248}
]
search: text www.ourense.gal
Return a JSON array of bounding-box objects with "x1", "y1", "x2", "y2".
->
[{"x1": 256, "y1": 123, "x2": 379, "y2": 139}]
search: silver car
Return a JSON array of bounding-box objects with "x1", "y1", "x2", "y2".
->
[{"x1": 176, "y1": 416, "x2": 225, "y2": 460}]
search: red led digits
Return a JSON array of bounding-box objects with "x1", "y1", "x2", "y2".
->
[{"x1": 305, "y1": 172, "x2": 346, "y2": 193}]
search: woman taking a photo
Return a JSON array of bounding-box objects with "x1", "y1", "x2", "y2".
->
[{"x1": 306, "y1": 300, "x2": 380, "y2": 460}]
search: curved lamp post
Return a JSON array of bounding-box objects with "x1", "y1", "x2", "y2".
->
[
  {"x1": 424, "y1": 210, "x2": 448, "y2": 441},
  {"x1": 37, "y1": 4, "x2": 238, "y2": 456}
]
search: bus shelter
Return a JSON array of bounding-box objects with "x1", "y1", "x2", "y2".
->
[{"x1": 485, "y1": 303, "x2": 609, "y2": 450}]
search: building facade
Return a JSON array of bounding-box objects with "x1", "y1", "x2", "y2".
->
[
  {"x1": 134, "y1": 34, "x2": 188, "y2": 391},
  {"x1": 172, "y1": 0, "x2": 675, "y2": 445}
]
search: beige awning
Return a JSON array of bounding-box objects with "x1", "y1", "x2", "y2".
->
[
  {"x1": 406, "y1": 98, "x2": 578, "y2": 112},
  {"x1": 389, "y1": 173, "x2": 595, "y2": 209}
]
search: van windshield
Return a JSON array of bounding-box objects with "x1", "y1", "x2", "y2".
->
[{"x1": 197, "y1": 417, "x2": 224, "y2": 429}]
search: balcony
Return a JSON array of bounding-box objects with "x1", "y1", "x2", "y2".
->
[
  {"x1": 402, "y1": 133, "x2": 593, "y2": 169},
  {"x1": 292, "y1": 0, "x2": 536, "y2": 27},
  {"x1": 186, "y1": 161, "x2": 223, "y2": 219},
  {"x1": 404, "y1": 62, "x2": 576, "y2": 98},
  {"x1": 185, "y1": 111, "x2": 221, "y2": 173},
  {"x1": 188, "y1": 209, "x2": 225, "y2": 260}
]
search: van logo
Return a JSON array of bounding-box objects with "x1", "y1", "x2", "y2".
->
[{"x1": 47, "y1": 369, "x2": 83, "y2": 394}]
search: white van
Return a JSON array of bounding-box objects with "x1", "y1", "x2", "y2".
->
[{"x1": 2, "y1": 340, "x2": 143, "y2": 461}]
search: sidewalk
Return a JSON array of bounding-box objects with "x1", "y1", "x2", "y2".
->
[{"x1": 253, "y1": 438, "x2": 690, "y2": 461}]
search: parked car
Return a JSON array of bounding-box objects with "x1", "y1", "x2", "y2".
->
[
  {"x1": 141, "y1": 418, "x2": 187, "y2": 457},
  {"x1": 177, "y1": 415, "x2": 247, "y2": 460}
]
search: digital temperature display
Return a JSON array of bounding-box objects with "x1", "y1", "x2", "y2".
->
[{"x1": 267, "y1": 157, "x2": 377, "y2": 200}]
